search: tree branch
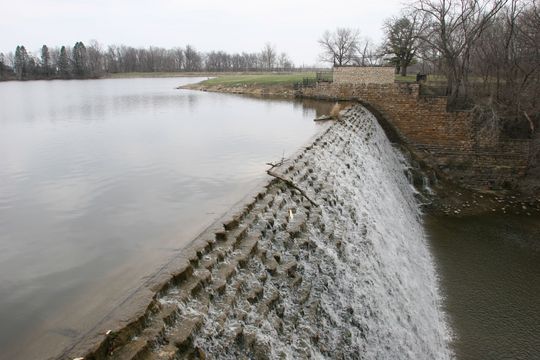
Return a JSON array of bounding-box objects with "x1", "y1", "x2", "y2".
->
[{"x1": 266, "y1": 168, "x2": 318, "y2": 207}]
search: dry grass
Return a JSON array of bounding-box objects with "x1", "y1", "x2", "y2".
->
[{"x1": 330, "y1": 103, "x2": 344, "y2": 119}]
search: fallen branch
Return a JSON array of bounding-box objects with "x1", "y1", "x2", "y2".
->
[
  {"x1": 266, "y1": 160, "x2": 285, "y2": 170},
  {"x1": 266, "y1": 153, "x2": 286, "y2": 170},
  {"x1": 266, "y1": 169, "x2": 318, "y2": 207}
]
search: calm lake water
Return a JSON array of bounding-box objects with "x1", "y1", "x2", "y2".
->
[{"x1": 0, "y1": 78, "x2": 331, "y2": 359}]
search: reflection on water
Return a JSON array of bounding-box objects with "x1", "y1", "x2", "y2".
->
[
  {"x1": 426, "y1": 214, "x2": 540, "y2": 360},
  {"x1": 0, "y1": 78, "x2": 330, "y2": 359}
]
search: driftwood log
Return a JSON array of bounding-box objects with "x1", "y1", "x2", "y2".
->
[{"x1": 266, "y1": 161, "x2": 318, "y2": 207}]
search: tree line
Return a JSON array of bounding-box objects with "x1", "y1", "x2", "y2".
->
[
  {"x1": 318, "y1": 0, "x2": 539, "y2": 122},
  {"x1": 0, "y1": 42, "x2": 294, "y2": 81}
]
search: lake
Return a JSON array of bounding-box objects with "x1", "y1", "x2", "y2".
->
[{"x1": 0, "y1": 77, "x2": 330, "y2": 359}]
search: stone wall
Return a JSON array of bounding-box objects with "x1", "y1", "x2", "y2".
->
[
  {"x1": 300, "y1": 83, "x2": 532, "y2": 190},
  {"x1": 333, "y1": 66, "x2": 395, "y2": 85}
]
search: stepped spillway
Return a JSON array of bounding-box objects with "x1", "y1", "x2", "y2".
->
[{"x1": 82, "y1": 105, "x2": 452, "y2": 360}]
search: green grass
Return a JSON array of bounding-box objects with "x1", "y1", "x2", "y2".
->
[
  {"x1": 395, "y1": 74, "x2": 454, "y2": 84},
  {"x1": 395, "y1": 75, "x2": 417, "y2": 83},
  {"x1": 109, "y1": 72, "x2": 203, "y2": 78},
  {"x1": 109, "y1": 72, "x2": 446, "y2": 85},
  {"x1": 108, "y1": 71, "x2": 317, "y2": 87},
  {"x1": 199, "y1": 73, "x2": 316, "y2": 87}
]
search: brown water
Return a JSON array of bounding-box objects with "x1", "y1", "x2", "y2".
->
[
  {"x1": 426, "y1": 214, "x2": 540, "y2": 359},
  {"x1": 0, "y1": 78, "x2": 332, "y2": 359}
]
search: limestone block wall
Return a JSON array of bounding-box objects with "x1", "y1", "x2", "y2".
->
[
  {"x1": 300, "y1": 83, "x2": 532, "y2": 190},
  {"x1": 333, "y1": 66, "x2": 395, "y2": 85}
]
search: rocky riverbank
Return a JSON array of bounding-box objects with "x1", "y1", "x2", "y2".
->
[
  {"x1": 424, "y1": 184, "x2": 540, "y2": 217},
  {"x1": 403, "y1": 151, "x2": 540, "y2": 217}
]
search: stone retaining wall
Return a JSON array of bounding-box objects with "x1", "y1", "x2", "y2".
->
[
  {"x1": 333, "y1": 66, "x2": 395, "y2": 85},
  {"x1": 301, "y1": 83, "x2": 532, "y2": 190}
]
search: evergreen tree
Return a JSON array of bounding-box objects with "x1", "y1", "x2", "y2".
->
[
  {"x1": 73, "y1": 41, "x2": 88, "y2": 77},
  {"x1": 0, "y1": 53, "x2": 6, "y2": 80},
  {"x1": 383, "y1": 15, "x2": 422, "y2": 76},
  {"x1": 58, "y1": 46, "x2": 70, "y2": 78},
  {"x1": 14, "y1": 45, "x2": 29, "y2": 80},
  {"x1": 14, "y1": 46, "x2": 21, "y2": 79},
  {"x1": 41, "y1": 45, "x2": 51, "y2": 76}
]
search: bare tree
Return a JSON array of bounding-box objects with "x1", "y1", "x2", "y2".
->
[
  {"x1": 277, "y1": 52, "x2": 293, "y2": 71},
  {"x1": 184, "y1": 45, "x2": 202, "y2": 71},
  {"x1": 205, "y1": 51, "x2": 232, "y2": 71},
  {"x1": 87, "y1": 40, "x2": 104, "y2": 77},
  {"x1": 414, "y1": 0, "x2": 508, "y2": 107},
  {"x1": 353, "y1": 38, "x2": 384, "y2": 66},
  {"x1": 472, "y1": 0, "x2": 540, "y2": 116},
  {"x1": 5, "y1": 52, "x2": 15, "y2": 70},
  {"x1": 171, "y1": 47, "x2": 184, "y2": 71},
  {"x1": 318, "y1": 28, "x2": 361, "y2": 66},
  {"x1": 260, "y1": 43, "x2": 276, "y2": 70},
  {"x1": 0, "y1": 53, "x2": 10, "y2": 80},
  {"x1": 104, "y1": 45, "x2": 119, "y2": 73}
]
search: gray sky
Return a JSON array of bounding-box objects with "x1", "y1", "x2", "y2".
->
[{"x1": 1, "y1": 0, "x2": 405, "y2": 66}]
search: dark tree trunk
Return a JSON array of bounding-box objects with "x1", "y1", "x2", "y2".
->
[{"x1": 400, "y1": 65, "x2": 408, "y2": 76}]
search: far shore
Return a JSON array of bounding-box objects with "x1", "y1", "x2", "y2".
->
[{"x1": 0, "y1": 70, "x2": 320, "y2": 83}]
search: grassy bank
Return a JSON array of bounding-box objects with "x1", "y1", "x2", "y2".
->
[
  {"x1": 108, "y1": 72, "x2": 316, "y2": 83},
  {"x1": 180, "y1": 72, "x2": 317, "y2": 98},
  {"x1": 108, "y1": 72, "x2": 211, "y2": 78},
  {"x1": 198, "y1": 72, "x2": 315, "y2": 86},
  {"x1": 394, "y1": 75, "x2": 417, "y2": 83}
]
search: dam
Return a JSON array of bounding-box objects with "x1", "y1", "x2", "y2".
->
[
  {"x1": 77, "y1": 105, "x2": 452, "y2": 359},
  {"x1": 3, "y1": 77, "x2": 537, "y2": 359}
]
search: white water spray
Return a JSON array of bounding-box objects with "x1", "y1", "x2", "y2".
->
[{"x1": 177, "y1": 105, "x2": 452, "y2": 359}]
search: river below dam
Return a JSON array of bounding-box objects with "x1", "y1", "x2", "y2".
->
[
  {"x1": 426, "y1": 213, "x2": 540, "y2": 359},
  {"x1": 0, "y1": 77, "x2": 538, "y2": 359}
]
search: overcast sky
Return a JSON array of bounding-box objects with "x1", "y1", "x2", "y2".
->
[{"x1": 1, "y1": 0, "x2": 405, "y2": 66}]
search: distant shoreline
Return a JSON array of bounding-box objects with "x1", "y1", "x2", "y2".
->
[{"x1": 0, "y1": 70, "x2": 320, "y2": 82}]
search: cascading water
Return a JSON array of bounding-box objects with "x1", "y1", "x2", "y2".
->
[
  {"x1": 295, "y1": 106, "x2": 452, "y2": 359},
  {"x1": 152, "y1": 105, "x2": 453, "y2": 360}
]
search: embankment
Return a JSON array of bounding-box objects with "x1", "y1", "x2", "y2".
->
[
  {"x1": 180, "y1": 83, "x2": 296, "y2": 98},
  {"x1": 71, "y1": 105, "x2": 452, "y2": 359},
  {"x1": 185, "y1": 79, "x2": 539, "y2": 195}
]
